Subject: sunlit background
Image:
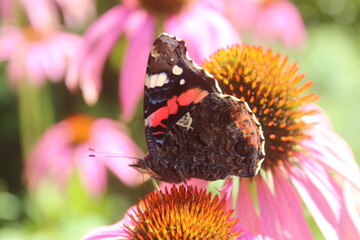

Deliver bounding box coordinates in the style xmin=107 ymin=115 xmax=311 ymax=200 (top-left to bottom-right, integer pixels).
xmin=0 ymin=0 xmax=359 ymax=239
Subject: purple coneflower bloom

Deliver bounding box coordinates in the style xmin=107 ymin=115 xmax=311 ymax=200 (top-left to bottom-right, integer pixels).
xmin=0 ymin=26 xmax=81 ymax=87
xmin=197 ymin=45 xmax=360 ymax=239
xmin=225 ymin=0 xmax=306 ymax=48
xmin=23 ymin=114 xmax=146 ymax=197
xmin=66 ymin=0 xmax=240 ymax=121
xmin=81 ymin=185 xmax=243 ymax=240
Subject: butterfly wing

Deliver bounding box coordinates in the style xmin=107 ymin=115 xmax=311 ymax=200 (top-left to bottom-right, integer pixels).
xmin=144 ymin=33 xmax=222 ymax=160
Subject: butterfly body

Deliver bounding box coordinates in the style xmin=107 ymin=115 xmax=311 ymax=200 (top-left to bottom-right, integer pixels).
xmin=130 ymin=33 xmax=265 ymax=183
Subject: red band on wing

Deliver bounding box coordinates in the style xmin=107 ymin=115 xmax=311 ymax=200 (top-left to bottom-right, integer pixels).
xmin=146 ymin=88 xmax=209 ymax=129
xmin=177 ymin=88 xmax=209 ymax=106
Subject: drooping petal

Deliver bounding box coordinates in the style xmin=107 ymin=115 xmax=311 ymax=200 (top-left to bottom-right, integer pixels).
xmin=23 ymin=121 xmax=74 ymax=191
xmin=81 ymin=219 xmax=130 ymax=240
xmin=119 ymin=10 xmax=154 ymax=122
xmin=75 ymin=143 xmax=108 ymax=197
xmin=302 ymin=127 xmax=360 ymax=191
xmin=89 ymin=119 xmax=146 ymax=186
xmin=19 ymin=0 xmax=59 ymax=32
xmin=236 ymin=178 xmax=263 ymax=236
xmin=337 ymin=182 xmax=360 ymax=239
xmin=54 ymin=0 xmax=96 ymax=28
xmin=256 ymin=176 xmax=282 ymax=239
xmin=66 ymin=6 xmax=131 ymax=104
xmin=256 ymin=0 xmax=306 ymax=48
xmin=272 ymin=167 xmax=313 ymax=240
xmin=290 ymin=165 xmax=339 ymax=239
xmin=0 ymin=26 xmax=23 ymax=61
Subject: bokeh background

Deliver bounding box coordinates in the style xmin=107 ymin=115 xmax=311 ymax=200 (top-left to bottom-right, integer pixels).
xmin=0 ymin=0 xmax=359 ymax=239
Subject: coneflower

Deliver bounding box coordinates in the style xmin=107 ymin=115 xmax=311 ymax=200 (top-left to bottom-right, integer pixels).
xmin=199 ymin=45 xmax=360 ymax=239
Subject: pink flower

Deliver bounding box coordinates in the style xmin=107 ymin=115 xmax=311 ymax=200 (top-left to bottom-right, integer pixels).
xmin=225 ymin=0 xmax=306 ymax=48
xmin=23 ymin=114 xmax=146 ymax=197
xmin=197 ymin=45 xmax=360 ymax=239
xmin=66 ymin=0 xmax=240 ymax=121
xmin=0 ymin=26 xmax=81 ymax=87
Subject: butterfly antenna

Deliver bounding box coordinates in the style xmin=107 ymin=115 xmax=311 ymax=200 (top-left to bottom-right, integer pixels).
xmin=87 ymin=147 xmax=143 ymax=160
xmin=151 ymin=178 xmax=160 ymax=192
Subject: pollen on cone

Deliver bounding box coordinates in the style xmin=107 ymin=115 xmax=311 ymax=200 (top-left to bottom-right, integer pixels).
xmin=125 ymin=185 xmax=241 ymax=240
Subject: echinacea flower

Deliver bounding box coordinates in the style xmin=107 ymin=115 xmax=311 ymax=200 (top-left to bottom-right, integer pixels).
xmin=0 ymin=26 xmax=81 ymax=88
xmin=82 ymin=185 xmax=242 ymax=240
xmin=23 ymin=114 xmax=146 ymax=196
xmin=66 ymin=0 xmax=240 ymax=121
xmin=198 ymin=45 xmax=360 ymax=239
xmin=225 ymin=0 xmax=306 ymax=48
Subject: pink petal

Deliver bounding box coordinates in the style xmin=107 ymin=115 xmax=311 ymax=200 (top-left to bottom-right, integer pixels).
xmin=218 ymin=178 xmax=233 ymax=211
xmin=165 ymin=4 xmax=240 ymax=64
xmin=24 ymin=44 xmax=48 ymax=85
xmin=0 ymin=26 xmax=23 ymax=61
xmin=19 ymin=0 xmax=59 ymax=31
xmin=224 ymin=0 xmax=259 ymax=31
xmin=256 ymin=176 xmax=282 ymax=239
xmin=337 ymin=182 xmax=360 ymax=239
xmin=302 ymin=126 xmax=360 ymax=191
xmin=75 ymin=144 xmax=107 ymax=197
xmin=236 ymin=178 xmax=263 ymax=235
xmin=119 ymin=10 xmax=154 ymax=121
xmin=89 ymin=119 xmax=146 ymax=186
xmin=81 ymin=219 xmax=130 ymax=240
xmin=256 ymin=1 xmax=306 ymax=48
xmin=66 ymin=6 xmax=130 ymax=104
xmin=290 ymin=166 xmax=339 ymax=239
xmin=55 ymin=0 xmax=96 ymax=28
xmin=272 ymin=167 xmax=313 ymax=239
xmin=23 ymin=121 xmax=74 ymax=191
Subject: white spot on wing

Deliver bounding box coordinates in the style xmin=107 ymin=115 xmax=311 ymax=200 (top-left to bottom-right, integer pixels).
xmin=172 ymin=65 xmax=183 ymax=75
xmin=156 ymin=73 xmax=167 ymax=87
xmin=149 ymin=74 xmax=158 ymax=88
xmin=144 ymin=74 xmax=150 ymax=88
xmin=180 ymin=79 xmax=185 ymax=85
xmin=148 ymin=73 xmax=168 ymax=88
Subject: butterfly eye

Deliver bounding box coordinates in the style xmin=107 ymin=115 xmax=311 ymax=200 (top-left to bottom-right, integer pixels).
xmin=169 ymin=57 xmax=176 ymax=64
xmin=162 ymin=51 xmax=169 ymax=58
xmin=235 ymin=138 xmax=251 ymax=157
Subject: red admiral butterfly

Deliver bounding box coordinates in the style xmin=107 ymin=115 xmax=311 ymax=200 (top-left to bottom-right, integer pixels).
xmin=130 ymin=33 xmax=265 ymax=183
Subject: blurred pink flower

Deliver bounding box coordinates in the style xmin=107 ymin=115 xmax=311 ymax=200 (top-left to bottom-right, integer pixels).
xmin=225 ymin=0 xmax=306 ymax=48
xmin=66 ymin=0 xmax=240 ymax=121
xmin=19 ymin=0 xmax=96 ymax=30
xmin=0 ymin=26 xmax=81 ymax=87
xmin=23 ymin=114 xmax=146 ymax=197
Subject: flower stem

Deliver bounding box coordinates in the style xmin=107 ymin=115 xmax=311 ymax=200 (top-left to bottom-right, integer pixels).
xmin=17 ymin=79 xmax=54 ymax=156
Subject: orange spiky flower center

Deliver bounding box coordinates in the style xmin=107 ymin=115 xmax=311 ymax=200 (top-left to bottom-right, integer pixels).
xmin=203 ymin=45 xmax=319 ymax=170
xmin=139 ymin=0 xmax=192 ymax=15
xmin=66 ymin=114 xmax=95 ymax=144
xmin=126 ymin=185 xmax=241 ymax=240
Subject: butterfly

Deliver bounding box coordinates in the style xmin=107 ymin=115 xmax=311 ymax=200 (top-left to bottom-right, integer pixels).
xmin=130 ymin=33 xmax=265 ymax=183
